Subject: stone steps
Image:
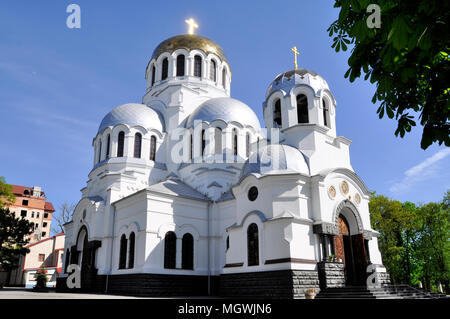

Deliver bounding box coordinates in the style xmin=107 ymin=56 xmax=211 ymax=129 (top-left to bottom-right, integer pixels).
xmin=316 ymin=285 xmax=448 ymax=299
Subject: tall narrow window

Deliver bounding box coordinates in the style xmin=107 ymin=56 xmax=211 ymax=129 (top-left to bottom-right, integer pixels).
xmin=106 ymin=134 xmax=110 ymax=158
xmin=117 ymin=131 xmax=125 ymax=157
xmin=190 ymin=133 xmax=193 ymax=160
xmin=297 ymin=94 xmax=309 ymax=124
xmin=222 ymin=68 xmax=227 ymax=88
xmin=232 ymin=129 xmax=238 ymax=156
xmin=194 ymin=55 xmax=202 ymax=77
xmin=182 ymin=233 xmax=194 ymax=270
xmin=134 ymin=133 xmax=142 ymax=158
xmin=64 ymin=249 xmax=70 ymax=273
xmin=273 ymin=99 xmax=282 ymax=127
xmin=119 ymin=234 xmax=127 ymax=269
xmin=215 ymin=127 xmax=222 ymax=155
xmin=323 ymin=99 xmax=330 ymax=128
xmin=98 ymin=141 xmax=102 ymax=163
xmin=201 ymin=129 xmax=206 ymax=156
xmin=176 ymin=55 xmax=185 ymax=76
xmin=246 ymin=133 xmax=250 ymax=157
xmin=210 ymin=60 xmax=217 ymax=81
xmin=164 ymin=231 xmax=176 ymax=269
xmin=161 ymin=58 xmax=168 ymax=80
xmin=128 ymin=232 xmax=135 ymax=269
xmin=247 ymin=223 xmax=259 ymax=266
xmin=150 ymin=135 xmax=156 ymax=161
xmin=151 ymin=65 xmax=156 ymax=86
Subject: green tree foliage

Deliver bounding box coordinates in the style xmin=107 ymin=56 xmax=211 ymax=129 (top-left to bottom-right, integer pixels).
xmin=0 ymin=207 xmax=34 ymax=273
xmin=328 ymin=0 xmax=450 ymax=149
xmin=0 ymin=176 xmax=15 ymax=207
xmin=370 ymin=191 xmax=450 ymax=293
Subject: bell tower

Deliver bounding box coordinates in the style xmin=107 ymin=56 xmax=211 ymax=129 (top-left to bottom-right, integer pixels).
xmin=263 ymin=62 xmax=352 ymax=175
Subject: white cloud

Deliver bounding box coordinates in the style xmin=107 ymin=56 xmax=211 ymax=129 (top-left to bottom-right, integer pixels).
xmin=389 ymin=148 xmax=450 ymax=194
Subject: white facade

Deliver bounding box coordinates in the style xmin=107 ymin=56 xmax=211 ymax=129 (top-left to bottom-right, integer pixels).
xmin=60 ymin=33 xmax=386 ymax=289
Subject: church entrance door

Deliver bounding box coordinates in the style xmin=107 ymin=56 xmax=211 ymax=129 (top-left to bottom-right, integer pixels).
xmin=334 ymin=215 xmax=367 ymax=286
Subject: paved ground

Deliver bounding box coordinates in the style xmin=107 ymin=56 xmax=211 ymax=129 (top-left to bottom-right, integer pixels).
xmin=0 ymin=287 xmax=215 ymax=299
xmin=0 ymin=287 xmax=147 ymax=299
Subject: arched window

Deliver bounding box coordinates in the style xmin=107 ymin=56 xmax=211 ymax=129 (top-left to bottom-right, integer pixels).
xmin=201 ymin=129 xmax=206 ymax=156
xmin=164 ymin=231 xmax=176 ymax=269
xmin=98 ymin=141 xmax=102 ymax=163
xmin=247 ymin=223 xmax=259 ymax=266
xmin=119 ymin=234 xmax=127 ymax=269
xmin=297 ymin=94 xmax=309 ymax=124
xmin=273 ymin=99 xmax=282 ymax=127
xmin=215 ymin=127 xmax=222 ymax=155
xmin=210 ymin=60 xmax=217 ymax=81
xmin=176 ymin=55 xmax=185 ymax=76
xmin=222 ymin=68 xmax=227 ymax=88
xmin=117 ymin=131 xmax=125 ymax=157
xmin=246 ymin=133 xmax=250 ymax=157
xmin=150 ymin=135 xmax=156 ymax=161
xmin=194 ymin=55 xmax=202 ymax=77
xmin=323 ymin=99 xmax=330 ymax=128
xmin=161 ymin=58 xmax=168 ymax=80
xmin=134 ymin=133 xmax=142 ymax=158
xmin=106 ymin=134 xmax=110 ymax=158
xmin=128 ymin=232 xmax=135 ymax=269
xmin=182 ymin=233 xmax=194 ymax=270
xmin=151 ymin=65 xmax=156 ymax=86
xmin=232 ymin=129 xmax=238 ymax=156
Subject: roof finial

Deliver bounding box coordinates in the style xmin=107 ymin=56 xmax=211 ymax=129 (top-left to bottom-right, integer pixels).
xmin=291 ymin=46 xmax=300 ymax=70
xmin=185 ymin=18 xmax=199 ymax=35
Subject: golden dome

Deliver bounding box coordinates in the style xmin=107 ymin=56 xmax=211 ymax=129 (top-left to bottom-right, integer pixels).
xmin=151 ymin=34 xmax=228 ymax=64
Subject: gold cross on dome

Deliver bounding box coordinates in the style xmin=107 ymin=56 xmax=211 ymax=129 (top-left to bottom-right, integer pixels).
xmin=185 ymin=18 xmax=199 ymax=35
xmin=291 ymin=46 xmax=300 ymax=70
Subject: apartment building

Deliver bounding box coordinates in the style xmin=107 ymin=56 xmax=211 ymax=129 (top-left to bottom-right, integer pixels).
xmin=8 ymin=185 xmax=55 ymax=242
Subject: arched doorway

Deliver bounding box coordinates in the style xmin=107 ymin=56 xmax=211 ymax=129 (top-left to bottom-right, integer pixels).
xmin=75 ymin=227 xmax=91 ymax=272
xmin=334 ymin=208 xmax=368 ymax=286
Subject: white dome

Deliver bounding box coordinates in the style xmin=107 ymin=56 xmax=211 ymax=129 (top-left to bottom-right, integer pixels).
xmin=186 ymin=97 xmax=261 ymax=130
xmin=98 ymin=103 xmax=164 ymax=133
xmin=265 ymin=68 xmax=330 ymax=99
xmin=241 ymin=144 xmax=310 ymax=177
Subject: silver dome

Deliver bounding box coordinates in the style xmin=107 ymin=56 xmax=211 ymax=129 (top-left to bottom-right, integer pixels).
xmin=98 ymin=103 xmax=164 ymax=133
xmin=186 ymin=97 xmax=261 ymax=130
xmin=265 ymin=68 xmax=329 ymax=99
xmin=241 ymin=144 xmax=310 ymax=177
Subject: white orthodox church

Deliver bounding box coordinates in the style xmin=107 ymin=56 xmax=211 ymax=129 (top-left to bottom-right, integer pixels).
xmin=57 ymin=22 xmax=390 ymax=298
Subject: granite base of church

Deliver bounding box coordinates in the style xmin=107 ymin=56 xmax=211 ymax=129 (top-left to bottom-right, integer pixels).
xmin=318 ymin=261 xmax=346 ymax=289
xmin=220 ymin=270 xmax=320 ymax=299
xmin=56 ymin=273 xmax=212 ymax=297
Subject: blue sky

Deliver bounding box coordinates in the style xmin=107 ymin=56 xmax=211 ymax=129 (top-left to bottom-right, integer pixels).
xmin=1 ymin=1 xmax=449 ymax=233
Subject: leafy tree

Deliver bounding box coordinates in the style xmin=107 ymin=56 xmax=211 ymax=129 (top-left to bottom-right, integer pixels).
xmin=369 ymin=195 xmax=412 ymax=284
xmin=0 ymin=176 xmax=15 ymax=207
xmin=328 ymin=0 xmax=450 ymax=149
xmin=414 ymin=200 xmax=449 ymax=292
xmin=0 ymin=207 xmax=34 ymax=285
xmin=369 ymin=191 xmax=450 ymax=293
xmin=51 ymin=202 xmax=75 ymax=235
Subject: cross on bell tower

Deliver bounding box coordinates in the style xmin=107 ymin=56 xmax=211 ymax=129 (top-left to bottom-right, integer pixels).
xmin=291 ymin=46 xmax=300 ymax=70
